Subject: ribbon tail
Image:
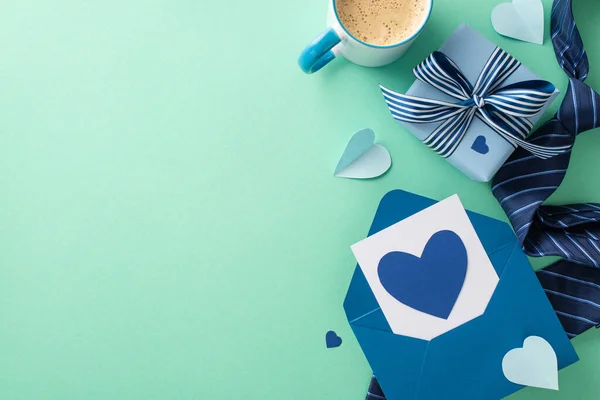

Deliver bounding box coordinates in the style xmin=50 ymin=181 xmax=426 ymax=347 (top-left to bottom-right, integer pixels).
xmin=380 ymin=85 xmax=466 ymax=123
xmin=424 ymin=109 xmax=477 ymax=158
xmin=479 ymin=109 xmax=573 ymax=158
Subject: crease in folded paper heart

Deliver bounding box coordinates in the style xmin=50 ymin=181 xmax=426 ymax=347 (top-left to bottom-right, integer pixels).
xmin=491 ymin=0 xmax=545 ymax=45
xmin=334 ymin=129 xmax=391 ymax=179
xmin=502 ymin=336 xmax=559 ymax=390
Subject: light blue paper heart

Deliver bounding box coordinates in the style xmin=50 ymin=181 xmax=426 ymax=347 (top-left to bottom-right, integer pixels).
xmin=334 ymin=129 xmax=391 ymax=179
xmin=491 ymin=0 xmax=544 ymax=45
xmin=502 ymin=336 xmax=559 ymax=390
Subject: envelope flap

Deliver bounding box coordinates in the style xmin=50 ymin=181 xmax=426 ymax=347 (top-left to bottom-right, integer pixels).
xmin=467 ymin=211 xmax=517 ymax=269
xmin=344 ymin=191 xmax=437 ymax=330
xmin=414 ymin=242 xmax=578 ymax=400
xmin=375 ymin=190 xmax=517 ymax=255
xmin=487 ymin=240 xmax=519 ymax=278
xmin=368 ymin=190 xmax=437 ymax=237
xmin=352 ymin=325 xmax=428 ymax=400
xmin=344 ymin=266 xmax=392 ymax=332
xmin=345 ymin=190 xmax=577 ymax=400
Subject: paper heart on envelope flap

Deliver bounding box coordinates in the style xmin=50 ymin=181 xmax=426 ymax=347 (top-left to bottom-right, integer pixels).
xmin=502 ymin=336 xmax=559 ymax=390
xmin=377 ymin=230 xmax=468 ymax=319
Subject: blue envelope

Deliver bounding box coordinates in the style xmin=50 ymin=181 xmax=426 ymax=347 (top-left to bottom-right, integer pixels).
xmin=344 ymin=190 xmax=578 ymax=400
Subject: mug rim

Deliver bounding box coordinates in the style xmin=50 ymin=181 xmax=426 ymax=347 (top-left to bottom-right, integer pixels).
xmin=332 ymin=0 xmax=433 ymax=49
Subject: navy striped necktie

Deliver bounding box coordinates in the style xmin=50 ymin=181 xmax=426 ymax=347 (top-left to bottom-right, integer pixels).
xmin=492 ymin=0 xmax=600 ymax=340
xmin=366 ymin=1 xmax=600 ymax=398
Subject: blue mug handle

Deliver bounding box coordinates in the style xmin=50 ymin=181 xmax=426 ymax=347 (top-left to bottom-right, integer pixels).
xmin=298 ymin=28 xmax=341 ymax=74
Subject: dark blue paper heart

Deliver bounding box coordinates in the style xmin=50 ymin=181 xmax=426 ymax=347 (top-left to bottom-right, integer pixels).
xmin=471 ymin=135 xmax=489 ymax=154
xmin=377 ymin=230 xmax=468 ymax=319
xmin=325 ymin=330 xmax=342 ymax=348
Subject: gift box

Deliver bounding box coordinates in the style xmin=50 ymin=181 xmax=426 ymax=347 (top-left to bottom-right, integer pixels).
xmin=344 ymin=190 xmax=578 ymax=400
xmin=381 ymin=24 xmax=560 ymax=182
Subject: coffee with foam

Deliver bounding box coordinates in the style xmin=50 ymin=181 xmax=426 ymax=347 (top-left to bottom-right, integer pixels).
xmin=335 ymin=0 xmax=430 ymax=46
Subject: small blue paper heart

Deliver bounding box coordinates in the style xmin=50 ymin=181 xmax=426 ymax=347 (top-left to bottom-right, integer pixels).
xmin=471 ymin=135 xmax=490 ymax=154
xmin=377 ymin=230 xmax=468 ymax=319
xmin=325 ymin=331 xmax=342 ymax=348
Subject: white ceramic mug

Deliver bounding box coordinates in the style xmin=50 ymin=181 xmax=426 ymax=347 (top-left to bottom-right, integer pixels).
xmin=298 ymin=0 xmax=433 ymax=74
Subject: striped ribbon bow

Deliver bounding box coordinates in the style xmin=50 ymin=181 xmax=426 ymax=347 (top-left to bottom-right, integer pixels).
xmin=380 ymin=47 xmax=573 ymax=159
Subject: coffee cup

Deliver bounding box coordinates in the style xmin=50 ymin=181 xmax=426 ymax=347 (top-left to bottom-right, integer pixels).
xmin=298 ymin=0 xmax=432 ymax=74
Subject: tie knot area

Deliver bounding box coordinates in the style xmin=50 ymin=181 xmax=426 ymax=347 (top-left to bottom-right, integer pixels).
xmin=472 ymin=94 xmax=485 ymax=108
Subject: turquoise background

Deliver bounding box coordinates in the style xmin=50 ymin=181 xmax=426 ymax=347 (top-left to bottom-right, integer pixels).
xmin=0 ymin=0 xmax=599 ymax=399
